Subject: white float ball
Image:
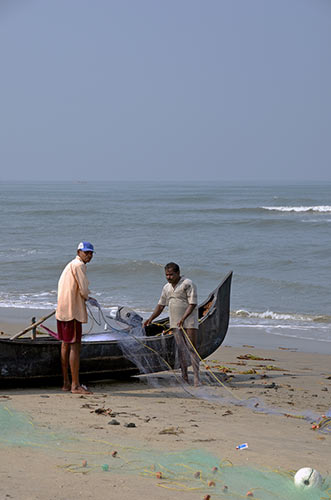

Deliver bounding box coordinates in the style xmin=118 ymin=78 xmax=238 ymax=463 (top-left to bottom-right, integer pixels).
xmin=294 ymin=468 xmax=322 ymax=489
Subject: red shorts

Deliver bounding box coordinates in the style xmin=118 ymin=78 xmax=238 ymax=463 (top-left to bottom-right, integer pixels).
xmin=57 ymin=319 xmax=82 ymax=344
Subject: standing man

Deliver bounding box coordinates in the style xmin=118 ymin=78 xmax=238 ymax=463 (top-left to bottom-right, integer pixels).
xmin=144 ymin=262 xmax=200 ymax=386
xmin=56 ymin=241 xmax=95 ymax=394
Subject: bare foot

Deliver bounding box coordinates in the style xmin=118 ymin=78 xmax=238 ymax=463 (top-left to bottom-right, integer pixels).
xmin=71 ymin=385 xmax=93 ymax=394
xmin=62 ymin=384 xmax=71 ymax=392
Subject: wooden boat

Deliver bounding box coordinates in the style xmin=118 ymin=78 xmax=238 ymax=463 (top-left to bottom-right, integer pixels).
xmin=0 ymin=271 xmax=232 ymax=385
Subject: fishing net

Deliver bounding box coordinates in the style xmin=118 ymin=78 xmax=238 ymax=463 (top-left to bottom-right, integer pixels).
xmin=0 ymin=404 xmax=73 ymax=449
xmin=0 ymin=405 xmax=330 ymax=500
xmin=85 ymin=302 xmax=195 ymax=388
xmin=84 ymin=302 xmax=331 ymax=429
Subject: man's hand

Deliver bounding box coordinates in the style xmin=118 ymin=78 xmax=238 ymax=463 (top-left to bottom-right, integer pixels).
xmin=144 ymin=304 xmax=165 ymax=328
xmin=87 ymin=297 xmax=99 ymax=308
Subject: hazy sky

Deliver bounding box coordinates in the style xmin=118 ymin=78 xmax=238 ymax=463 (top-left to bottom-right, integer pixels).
xmin=1 ymin=0 xmax=330 ymax=182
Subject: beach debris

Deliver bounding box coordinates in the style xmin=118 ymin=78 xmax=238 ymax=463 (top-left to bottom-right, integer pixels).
xmin=159 ymin=426 xmax=183 ymax=435
xmin=194 ymin=471 xmax=201 ymax=478
xmin=236 ymin=443 xmax=248 ymax=450
xmin=238 ymin=369 xmax=257 ymax=375
xmin=294 ymin=467 xmax=322 ymax=489
xmin=111 ymin=450 xmax=118 ymax=457
xmin=264 ymin=365 xmax=286 ymax=371
xmin=203 ymin=495 xmax=211 ymax=500
xmin=246 ymin=491 xmax=254 ymax=497
xmin=82 ymin=460 xmax=87 ymax=467
xmin=205 ymin=363 xmax=232 ymax=373
xmin=108 ymin=419 xmax=120 ymax=425
xmin=124 ymin=422 xmax=136 ymax=428
xmin=264 ymin=382 xmax=278 ymax=389
xmin=237 ymin=354 xmax=274 ymax=361
xmin=208 ymin=480 xmax=216 ymax=487
xmin=222 ymin=485 xmax=228 ymax=492
xmin=211 ymin=466 xmax=218 ymax=473
xmin=101 ymin=464 xmax=109 ymax=471
xmin=93 ymin=407 xmax=112 ymax=416
xmin=156 ymin=471 xmax=162 ymax=479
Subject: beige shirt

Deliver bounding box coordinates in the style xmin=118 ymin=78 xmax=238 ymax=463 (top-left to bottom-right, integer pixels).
xmin=158 ymin=277 xmax=199 ymax=329
xmin=56 ymin=256 xmax=90 ymax=323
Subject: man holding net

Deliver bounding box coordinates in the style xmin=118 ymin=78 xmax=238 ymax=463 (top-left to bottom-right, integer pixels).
xmin=56 ymin=241 xmax=95 ymax=394
xmin=144 ymin=262 xmax=200 ymax=386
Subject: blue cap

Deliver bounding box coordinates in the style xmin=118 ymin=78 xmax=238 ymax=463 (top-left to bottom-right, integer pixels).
xmin=77 ymin=241 xmax=95 ymax=252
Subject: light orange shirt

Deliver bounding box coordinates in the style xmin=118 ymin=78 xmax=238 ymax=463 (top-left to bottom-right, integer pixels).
xmin=56 ymin=256 xmax=90 ymax=323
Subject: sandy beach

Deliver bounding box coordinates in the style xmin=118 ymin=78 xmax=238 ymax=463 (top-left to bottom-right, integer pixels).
xmin=0 ymin=317 xmax=331 ymax=500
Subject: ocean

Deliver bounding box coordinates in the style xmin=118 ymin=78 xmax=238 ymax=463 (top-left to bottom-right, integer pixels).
xmin=1 ymin=181 xmax=330 ymax=350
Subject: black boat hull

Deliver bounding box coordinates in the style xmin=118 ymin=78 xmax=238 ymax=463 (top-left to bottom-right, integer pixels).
xmin=0 ymin=272 xmax=232 ymax=384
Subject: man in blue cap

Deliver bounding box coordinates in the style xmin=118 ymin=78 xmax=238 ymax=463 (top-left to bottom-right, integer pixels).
xmin=56 ymin=241 xmax=95 ymax=394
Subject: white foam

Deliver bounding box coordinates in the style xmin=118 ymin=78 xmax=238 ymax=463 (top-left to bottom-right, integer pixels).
xmin=262 ymin=206 xmax=331 ymax=213
xmin=0 ymin=290 xmax=57 ymax=309
xmin=233 ymin=309 xmax=314 ymax=322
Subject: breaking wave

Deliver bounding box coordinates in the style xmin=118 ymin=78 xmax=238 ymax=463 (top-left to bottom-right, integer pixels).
xmin=232 ymin=309 xmax=331 ymax=324
xmin=262 ymin=206 xmax=331 ymax=213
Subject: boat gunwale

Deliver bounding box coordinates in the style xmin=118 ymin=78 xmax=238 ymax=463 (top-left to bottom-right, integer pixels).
xmin=1 ymin=271 xmax=232 ymax=347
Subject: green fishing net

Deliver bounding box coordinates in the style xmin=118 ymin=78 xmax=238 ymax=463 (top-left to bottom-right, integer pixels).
xmin=0 ymin=405 xmax=330 ymax=500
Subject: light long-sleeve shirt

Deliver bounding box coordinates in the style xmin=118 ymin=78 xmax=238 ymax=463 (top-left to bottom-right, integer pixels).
xmin=56 ymin=256 xmax=90 ymax=323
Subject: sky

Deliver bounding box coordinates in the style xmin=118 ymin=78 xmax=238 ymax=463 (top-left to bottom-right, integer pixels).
xmin=0 ymin=0 xmax=330 ymax=182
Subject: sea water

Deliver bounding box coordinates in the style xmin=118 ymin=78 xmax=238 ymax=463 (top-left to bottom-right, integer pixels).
xmin=0 ymin=181 xmax=330 ymax=350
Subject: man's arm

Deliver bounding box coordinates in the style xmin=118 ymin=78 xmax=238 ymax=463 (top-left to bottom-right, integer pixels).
xmin=72 ymin=262 xmax=90 ymax=300
xmin=177 ymin=303 xmax=197 ymax=328
xmin=144 ymin=304 xmax=165 ymax=327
